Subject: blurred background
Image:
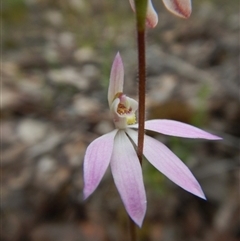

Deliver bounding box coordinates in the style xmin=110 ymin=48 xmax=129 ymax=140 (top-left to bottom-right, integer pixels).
xmin=2 ymin=0 xmax=239 ymax=240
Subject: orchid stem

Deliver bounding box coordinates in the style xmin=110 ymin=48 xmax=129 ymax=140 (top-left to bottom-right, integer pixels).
xmin=129 ymin=216 xmax=137 ymax=241
xmin=136 ymin=28 xmax=146 ymax=165
xmin=129 ymin=22 xmax=145 ymax=241
xmin=134 ymin=0 xmax=147 ymax=165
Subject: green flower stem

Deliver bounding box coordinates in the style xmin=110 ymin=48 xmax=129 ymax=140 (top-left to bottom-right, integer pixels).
xmin=135 ymin=0 xmax=148 ymax=31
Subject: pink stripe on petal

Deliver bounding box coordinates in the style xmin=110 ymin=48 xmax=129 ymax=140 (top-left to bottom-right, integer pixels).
xmin=83 ymin=130 xmax=117 ymax=200
xmin=162 ymin=0 xmax=192 ymax=18
xmin=110 ymin=130 xmax=146 ymax=227
xmin=108 ymin=53 xmax=124 ymax=107
xmin=142 ymin=120 xmax=222 ymax=140
xmin=126 ymin=129 xmax=206 ymax=199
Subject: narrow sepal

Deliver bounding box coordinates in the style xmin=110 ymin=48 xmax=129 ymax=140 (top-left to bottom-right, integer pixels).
xmin=110 ymin=130 xmax=147 ymax=227
xmin=131 ymin=119 xmax=222 ymax=140
xmin=127 ymin=129 xmax=206 ymax=199
xmin=83 ymin=130 xmax=117 ymax=199
xmin=108 ymin=53 xmax=124 ymax=107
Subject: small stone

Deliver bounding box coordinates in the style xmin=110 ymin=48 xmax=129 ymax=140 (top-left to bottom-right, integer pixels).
xmin=18 ymin=75 xmax=43 ymax=97
xmin=37 ymin=156 xmax=57 ymax=174
xmin=94 ymin=120 xmax=113 ymax=135
xmin=44 ymin=46 xmax=60 ymax=64
xmin=64 ymin=141 xmax=86 ymax=167
xmin=69 ymin=0 xmax=86 ymax=11
xmin=147 ymin=74 xmax=177 ymax=104
xmin=17 ymin=119 xmax=49 ymax=144
xmin=2 ymin=62 xmax=19 ymax=79
xmin=72 ymin=96 xmax=101 ymax=116
xmin=44 ymin=10 xmax=63 ymax=27
xmin=59 ymin=32 xmax=75 ymax=49
xmin=48 ymin=68 xmax=89 ymax=90
xmin=27 ymin=132 xmax=64 ymax=158
xmin=74 ymin=47 xmax=96 ymax=63
xmin=36 ymin=165 xmax=70 ymax=193
xmin=1 ymin=87 xmax=21 ymax=110
xmin=81 ymin=64 xmax=100 ymax=80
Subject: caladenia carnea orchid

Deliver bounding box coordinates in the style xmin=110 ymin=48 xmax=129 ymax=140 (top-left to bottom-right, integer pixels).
xmin=129 ymin=0 xmax=192 ymax=28
xmin=83 ymin=53 xmax=221 ymax=227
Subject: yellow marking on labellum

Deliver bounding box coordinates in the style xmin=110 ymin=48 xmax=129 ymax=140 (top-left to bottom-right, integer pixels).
xmin=113 ymin=92 xmax=136 ymax=125
xmin=127 ymin=114 xmax=136 ymax=125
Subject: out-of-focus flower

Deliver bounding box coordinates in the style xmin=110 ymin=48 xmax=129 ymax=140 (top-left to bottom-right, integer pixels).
xmin=83 ymin=53 xmax=221 ymax=227
xmin=129 ymin=0 xmax=192 ymax=28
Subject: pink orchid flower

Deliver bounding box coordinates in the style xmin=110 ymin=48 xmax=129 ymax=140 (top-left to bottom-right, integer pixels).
xmin=83 ymin=53 xmax=221 ymax=227
xmin=129 ymin=0 xmax=192 ymax=28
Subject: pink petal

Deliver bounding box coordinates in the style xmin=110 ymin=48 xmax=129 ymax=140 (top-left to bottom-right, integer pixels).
xmin=110 ymin=130 xmax=146 ymax=227
xmin=162 ymin=0 xmax=192 ymax=18
xmin=146 ymin=0 xmax=158 ymax=28
xmin=126 ymin=129 xmax=206 ymax=199
xmin=108 ymin=53 xmax=124 ymax=107
xmin=132 ymin=119 xmax=222 ymax=140
xmin=129 ymin=0 xmax=158 ymax=28
xmin=83 ymin=130 xmax=118 ymax=199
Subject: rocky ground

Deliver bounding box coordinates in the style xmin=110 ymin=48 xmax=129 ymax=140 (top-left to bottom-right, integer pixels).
xmin=2 ymin=0 xmax=240 ymax=241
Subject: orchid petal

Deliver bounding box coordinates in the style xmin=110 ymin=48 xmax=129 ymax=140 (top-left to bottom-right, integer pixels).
xmin=146 ymin=0 xmax=158 ymax=28
xmin=110 ymin=130 xmax=146 ymax=227
xmin=162 ymin=0 xmax=192 ymax=18
xmin=83 ymin=130 xmax=118 ymax=199
xmin=129 ymin=0 xmax=158 ymax=28
xmin=131 ymin=119 xmax=222 ymax=140
xmin=108 ymin=53 xmax=124 ymax=107
xmin=127 ymin=129 xmax=206 ymax=199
